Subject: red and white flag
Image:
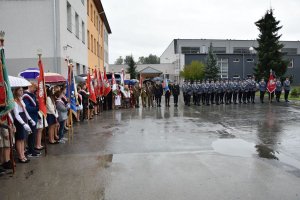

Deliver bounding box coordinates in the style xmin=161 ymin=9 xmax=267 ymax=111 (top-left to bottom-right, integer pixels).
xmin=37 ymin=58 xmax=47 ymax=116
xmin=267 ymin=70 xmax=276 ymax=93
xmin=87 ymin=71 xmax=97 ymax=103
xmin=103 ymin=69 xmax=111 ymax=96
xmin=98 ymin=70 xmax=104 ymax=97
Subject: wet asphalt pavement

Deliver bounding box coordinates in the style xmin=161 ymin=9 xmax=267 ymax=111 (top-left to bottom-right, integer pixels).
xmin=1 ymin=98 xmax=300 ymax=200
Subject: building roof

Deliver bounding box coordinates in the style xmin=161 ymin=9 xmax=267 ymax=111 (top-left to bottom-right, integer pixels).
xmin=139 ymin=66 xmax=162 ymax=74
xmin=94 ymin=0 xmax=112 ymax=34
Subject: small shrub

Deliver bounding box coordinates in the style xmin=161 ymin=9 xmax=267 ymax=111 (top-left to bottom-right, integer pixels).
xmin=290 ymin=88 xmax=298 ymax=98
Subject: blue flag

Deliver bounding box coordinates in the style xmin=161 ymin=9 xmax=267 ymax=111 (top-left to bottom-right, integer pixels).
xmin=66 ymin=65 xmax=77 ymax=114
xmin=163 ymin=78 xmax=169 ymax=92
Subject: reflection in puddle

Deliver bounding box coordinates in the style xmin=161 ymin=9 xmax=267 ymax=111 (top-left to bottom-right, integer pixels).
xmin=212 ymin=139 xmax=300 ymax=169
xmin=212 ymin=139 xmax=256 ymax=158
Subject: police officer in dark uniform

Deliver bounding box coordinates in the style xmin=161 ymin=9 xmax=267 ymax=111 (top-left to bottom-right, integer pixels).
xmin=186 ymin=82 xmax=193 ymax=106
xmin=182 ymin=81 xmax=187 ymax=105
xmin=232 ymin=79 xmax=239 ymax=104
xmin=238 ymin=79 xmax=243 ymax=104
xmin=215 ymin=80 xmax=221 ymax=105
xmin=275 ymin=78 xmax=282 ymax=102
xmin=259 ymin=78 xmax=267 ymax=103
xmin=192 ymin=82 xmax=198 ymax=105
xmin=210 ymin=80 xmax=215 ymax=104
xmin=283 ymin=77 xmax=291 ymax=102
xmin=242 ymin=79 xmax=248 ymax=104
xmin=201 ymin=80 xmax=206 ymax=105
xmin=205 ymin=80 xmax=211 ymax=106
xmin=154 ymin=83 xmax=163 ymax=107
xmin=172 ymin=80 xmax=180 ymax=107
xmin=249 ymin=76 xmax=256 ymax=103
xmin=196 ymin=81 xmax=202 ymax=106
xmin=220 ymin=80 xmax=225 ymax=104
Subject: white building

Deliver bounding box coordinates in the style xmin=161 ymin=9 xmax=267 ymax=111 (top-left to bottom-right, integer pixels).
xmin=1 ymin=0 xmax=88 ymax=77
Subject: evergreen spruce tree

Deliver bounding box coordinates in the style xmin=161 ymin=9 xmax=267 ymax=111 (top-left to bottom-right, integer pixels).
xmin=126 ymin=55 xmax=137 ymax=79
xmin=254 ymin=9 xmax=288 ymax=81
xmin=205 ymin=43 xmax=219 ymax=80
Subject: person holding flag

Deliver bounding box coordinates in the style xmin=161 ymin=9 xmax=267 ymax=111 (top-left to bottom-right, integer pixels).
xmin=36 ymin=52 xmax=48 ymax=153
xmin=267 ymin=70 xmax=276 ymax=103
xmin=86 ymin=70 xmax=97 ymax=119
xmin=0 ymin=31 xmax=16 ymax=172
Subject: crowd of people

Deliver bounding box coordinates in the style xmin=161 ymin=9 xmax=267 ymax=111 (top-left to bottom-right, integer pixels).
xmin=0 ymin=83 xmax=72 ymax=174
xmin=182 ymin=76 xmax=291 ymax=106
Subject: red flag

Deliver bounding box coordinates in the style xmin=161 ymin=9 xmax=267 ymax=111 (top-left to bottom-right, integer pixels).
xmin=267 ymin=70 xmax=276 ymax=93
xmin=98 ymin=70 xmax=104 ymax=96
xmin=94 ymin=69 xmax=99 ymax=97
xmin=86 ymin=71 xmax=97 ymax=103
xmin=37 ymin=58 xmax=47 ymax=116
xmin=103 ymin=69 xmax=111 ymax=96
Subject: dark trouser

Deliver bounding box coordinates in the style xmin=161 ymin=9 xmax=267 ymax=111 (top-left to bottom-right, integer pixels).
xmin=250 ymin=91 xmax=255 ymax=103
xmin=238 ymin=92 xmax=243 ymax=103
xmin=28 ymin=124 xmax=37 ymax=154
xmin=226 ymin=92 xmax=232 ymax=104
xmin=202 ymin=93 xmax=206 ymax=104
xmin=260 ymin=91 xmax=265 ymax=103
xmin=215 ymin=93 xmax=220 ymax=105
xmin=268 ymin=92 xmax=275 ymax=102
xmin=82 ymin=104 xmax=88 ymax=121
xmin=135 ymin=96 xmax=140 ymax=107
xmin=173 ymin=95 xmax=179 ymax=105
xmin=186 ymin=95 xmax=191 ymax=106
xmin=58 ymin=120 xmax=65 ymax=140
xmin=155 ymin=96 xmax=161 ymax=106
xmin=196 ymin=94 xmax=201 ymax=105
xmin=247 ymin=92 xmax=251 ymax=103
xmin=211 ymin=93 xmax=215 ymax=104
xmin=275 ymin=91 xmax=281 ymax=102
xmin=243 ymin=92 xmax=248 ymax=103
xmin=165 ymin=95 xmax=170 ymax=107
xmin=220 ymin=92 xmax=224 ymax=104
xmin=206 ymin=93 xmax=211 ymax=105
xmin=193 ymin=94 xmax=197 ymax=105
xmin=148 ymin=96 xmax=153 ymax=107
xmin=233 ymin=92 xmax=238 ymax=103
xmin=284 ymin=90 xmax=290 ymax=101
xmin=183 ymin=93 xmax=187 ymax=105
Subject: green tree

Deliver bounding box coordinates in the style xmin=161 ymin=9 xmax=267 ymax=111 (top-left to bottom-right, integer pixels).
xmin=205 ymin=42 xmax=219 ymax=80
xmin=114 ymin=56 xmax=124 ymax=64
xmin=180 ymin=61 xmax=205 ymax=81
xmin=126 ymin=55 xmax=137 ymax=79
xmin=138 ymin=54 xmax=160 ymax=64
xmin=254 ymin=9 xmax=288 ymax=81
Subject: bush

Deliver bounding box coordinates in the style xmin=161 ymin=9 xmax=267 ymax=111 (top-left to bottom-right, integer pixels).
xmin=290 ymin=88 xmax=298 ymax=97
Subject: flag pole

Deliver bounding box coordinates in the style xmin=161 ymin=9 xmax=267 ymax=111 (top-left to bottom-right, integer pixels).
xmin=37 ymin=51 xmax=48 ymax=156
xmin=7 ymin=115 xmax=15 ymax=174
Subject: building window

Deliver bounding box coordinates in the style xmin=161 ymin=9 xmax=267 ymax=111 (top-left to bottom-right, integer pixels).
xmin=181 ymin=47 xmax=200 ymax=54
xmin=83 ymin=65 xmax=86 ymax=74
xmin=97 ymin=42 xmax=99 ymax=57
xmin=75 ymin=12 xmax=79 ymax=38
xmin=217 ymin=58 xmax=228 ymax=78
xmin=67 ymin=2 xmax=72 ymax=32
xmin=90 ymin=4 xmax=93 ymax=22
xmin=233 ymin=47 xmax=250 ymax=54
xmin=282 ymin=48 xmax=297 ymax=55
xmin=91 ymin=35 xmax=93 ymax=52
xmin=82 ymin=21 xmax=85 ymax=43
xmin=94 ymin=10 xmax=96 ymax=26
xmin=76 ymin=63 xmax=80 ymax=75
xmin=87 ymin=30 xmax=90 ymax=49
xmin=246 ymin=58 xmax=254 ymax=62
xmin=94 ymin=38 xmax=96 ymax=54
xmin=211 ymin=47 xmax=226 ymax=54
xmin=288 ymin=59 xmax=294 ymax=68
xmin=96 ymin=15 xmax=98 ymax=30
xmin=233 ymin=58 xmax=240 ymax=62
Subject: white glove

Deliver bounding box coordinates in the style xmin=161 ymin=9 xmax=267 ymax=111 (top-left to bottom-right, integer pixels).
xmin=23 ymin=124 xmax=32 ymax=133
xmin=29 ymin=119 xmax=36 ymax=127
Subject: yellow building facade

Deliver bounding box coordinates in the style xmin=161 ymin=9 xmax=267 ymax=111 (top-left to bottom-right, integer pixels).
xmin=87 ymin=0 xmax=111 ymax=72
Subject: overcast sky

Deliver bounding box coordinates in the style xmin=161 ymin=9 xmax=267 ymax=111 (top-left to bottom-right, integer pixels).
xmin=102 ymin=0 xmax=300 ymax=64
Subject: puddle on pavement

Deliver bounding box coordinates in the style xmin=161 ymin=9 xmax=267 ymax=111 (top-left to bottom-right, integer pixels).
xmin=212 ymin=139 xmax=300 ymax=170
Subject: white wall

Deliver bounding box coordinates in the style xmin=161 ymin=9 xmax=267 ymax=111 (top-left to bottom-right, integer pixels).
xmin=58 ymin=0 xmax=88 ymax=75
xmin=0 ymin=0 xmax=54 ymax=59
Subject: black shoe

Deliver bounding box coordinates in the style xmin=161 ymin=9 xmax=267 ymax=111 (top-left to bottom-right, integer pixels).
xmin=2 ymin=160 xmax=13 ymax=169
xmin=0 ymin=168 xmax=6 ymax=175
xmin=18 ymin=158 xmax=30 ymax=163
